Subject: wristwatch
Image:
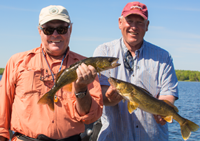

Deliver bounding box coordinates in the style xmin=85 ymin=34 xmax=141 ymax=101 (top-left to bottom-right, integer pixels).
xmin=75 ymin=90 xmax=87 ymax=98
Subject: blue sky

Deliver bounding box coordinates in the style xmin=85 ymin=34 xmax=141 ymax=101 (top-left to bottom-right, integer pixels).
xmin=0 ymin=0 xmax=200 ymax=71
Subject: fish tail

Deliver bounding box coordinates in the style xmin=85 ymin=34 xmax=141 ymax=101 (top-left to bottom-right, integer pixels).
xmin=37 ymin=90 xmax=55 ymax=111
xmin=180 ymin=119 xmax=199 ymax=140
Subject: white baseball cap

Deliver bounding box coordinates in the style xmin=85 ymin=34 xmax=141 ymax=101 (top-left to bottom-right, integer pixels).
xmin=39 ymin=5 xmax=71 ymax=25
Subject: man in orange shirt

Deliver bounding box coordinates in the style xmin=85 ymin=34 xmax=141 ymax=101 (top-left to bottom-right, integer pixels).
xmin=0 ymin=5 xmax=103 ymax=141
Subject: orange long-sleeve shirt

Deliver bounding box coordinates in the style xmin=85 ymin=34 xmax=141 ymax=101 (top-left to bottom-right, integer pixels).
xmin=0 ymin=46 xmax=103 ymax=140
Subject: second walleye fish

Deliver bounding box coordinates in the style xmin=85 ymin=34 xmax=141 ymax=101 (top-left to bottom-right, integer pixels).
xmin=38 ymin=57 xmax=120 ymax=111
xmin=108 ymin=77 xmax=199 ymax=141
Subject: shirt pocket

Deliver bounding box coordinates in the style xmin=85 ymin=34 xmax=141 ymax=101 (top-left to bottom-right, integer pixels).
xmin=15 ymin=67 xmax=44 ymax=119
xmin=16 ymin=67 xmax=43 ymax=97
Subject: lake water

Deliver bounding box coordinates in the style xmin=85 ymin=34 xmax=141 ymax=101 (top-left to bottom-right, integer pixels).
xmin=168 ymin=81 xmax=200 ymax=141
xmin=0 ymin=75 xmax=199 ymax=140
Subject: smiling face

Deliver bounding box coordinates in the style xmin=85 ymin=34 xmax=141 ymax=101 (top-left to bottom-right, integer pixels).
xmin=119 ymin=14 xmax=149 ymax=51
xmin=38 ymin=20 xmax=72 ymax=58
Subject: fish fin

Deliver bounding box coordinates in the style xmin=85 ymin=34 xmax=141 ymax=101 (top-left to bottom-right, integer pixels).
xmin=140 ymin=87 xmax=153 ymax=96
xmin=180 ymin=119 xmax=199 ymax=140
xmin=132 ymin=85 xmax=153 ymax=96
xmin=54 ymin=95 xmax=58 ymax=103
xmin=94 ymin=61 xmax=102 ymax=77
xmin=98 ymin=71 xmax=101 ymax=78
xmin=97 ymin=67 xmax=103 ymax=77
xmin=37 ymin=91 xmax=54 ymax=111
xmin=163 ymin=100 xmax=179 ymax=113
xmin=127 ymin=101 xmax=138 ymax=114
xmin=55 ymin=69 xmax=65 ymax=81
xmin=163 ymin=116 xmax=173 ymax=123
xmin=62 ymin=83 xmax=73 ymax=92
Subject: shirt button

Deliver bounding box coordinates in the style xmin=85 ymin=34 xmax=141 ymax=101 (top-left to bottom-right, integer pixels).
xmin=136 ymin=125 xmax=138 ymax=128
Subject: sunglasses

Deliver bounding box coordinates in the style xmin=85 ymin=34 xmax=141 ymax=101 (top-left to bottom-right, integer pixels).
xmin=40 ymin=25 xmax=70 ymax=35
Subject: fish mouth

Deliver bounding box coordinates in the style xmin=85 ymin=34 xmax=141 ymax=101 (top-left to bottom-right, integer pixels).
xmin=111 ymin=58 xmax=120 ymax=68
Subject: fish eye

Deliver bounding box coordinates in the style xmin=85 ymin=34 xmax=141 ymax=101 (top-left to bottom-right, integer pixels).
xmin=108 ymin=58 xmax=112 ymax=62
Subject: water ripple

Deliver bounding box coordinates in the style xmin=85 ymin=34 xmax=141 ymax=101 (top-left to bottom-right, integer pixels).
xmin=169 ymin=81 xmax=200 ymax=141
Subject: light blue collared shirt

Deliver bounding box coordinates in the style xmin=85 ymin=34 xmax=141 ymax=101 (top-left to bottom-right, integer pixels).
xmin=93 ymin=38 xmax=178 ymax=141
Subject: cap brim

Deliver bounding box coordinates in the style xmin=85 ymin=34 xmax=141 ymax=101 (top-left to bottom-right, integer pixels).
xmin=122 ymin=11 xmax=147 ymax=20
xmin=39 ymin=16 xmax=70 ymax=25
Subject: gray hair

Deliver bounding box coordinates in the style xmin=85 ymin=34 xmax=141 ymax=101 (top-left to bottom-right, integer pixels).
xmin=119 ymin=16 xmax=123 ymax=19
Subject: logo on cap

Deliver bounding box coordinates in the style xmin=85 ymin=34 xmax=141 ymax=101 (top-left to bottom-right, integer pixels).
xmin=130 ymin=5 xmax=143 ymax=11
xmin=49 ymin=7 xmax=59 ymax=14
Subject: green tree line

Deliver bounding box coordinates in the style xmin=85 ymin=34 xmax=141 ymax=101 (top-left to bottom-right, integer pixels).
xmin=175 ymin=70 xmax=200 ymax=82
xmin=0 ymin=68 xmax=4 ymax=75
xmin=0 ymin=68 xmax=200 ymax=82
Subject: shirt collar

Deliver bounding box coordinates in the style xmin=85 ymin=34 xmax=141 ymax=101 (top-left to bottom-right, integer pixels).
xmin=121 ymin=38 xmax=145 ymax=58
xmin=121 ymin=38 xmax=128 ymax=54
xmin=40 ymin=45 xmax=70 ymax=61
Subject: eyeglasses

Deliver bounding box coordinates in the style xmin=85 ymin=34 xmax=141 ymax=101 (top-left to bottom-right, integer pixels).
xmin=40 ymin=26 xmax=70 ymax=35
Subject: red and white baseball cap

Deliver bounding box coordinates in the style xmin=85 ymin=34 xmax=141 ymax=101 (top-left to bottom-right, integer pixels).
xmin=121 ymin=1 xmax=148 ymax=20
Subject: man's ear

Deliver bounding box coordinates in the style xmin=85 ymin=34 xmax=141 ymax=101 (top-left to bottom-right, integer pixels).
xmin=69 ymin=23 xmax=73 ymax=35
xmin=146 ymin=20 xmax=149 ymax=32
xmin=118 ymin=17 xmax=123 ymax=30
xmin=38 ymin=26 xmax=42 ymax=35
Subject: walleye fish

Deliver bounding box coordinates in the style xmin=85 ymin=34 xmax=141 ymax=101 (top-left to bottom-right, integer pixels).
xmin=108 ymin=77 xmax=199 ymax=141
xmin=38 ymin=57 xmax=120 ymax=111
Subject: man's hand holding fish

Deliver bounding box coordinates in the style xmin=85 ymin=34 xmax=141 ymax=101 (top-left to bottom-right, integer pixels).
xmin=74 ymin=63 xmax=97 ymax=116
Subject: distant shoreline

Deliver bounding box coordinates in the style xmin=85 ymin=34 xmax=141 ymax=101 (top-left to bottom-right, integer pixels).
xmin=0 ymin=68 xmax=200 ymax=82
xmin=0 ymin=68 xmax=4 ymax=75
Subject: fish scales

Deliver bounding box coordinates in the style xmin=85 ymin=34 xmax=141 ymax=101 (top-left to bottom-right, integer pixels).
xmin=38 ymin=57 xmax=120 ymax=111
xmin=108 ymin=77 xmax=199 ymax=141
